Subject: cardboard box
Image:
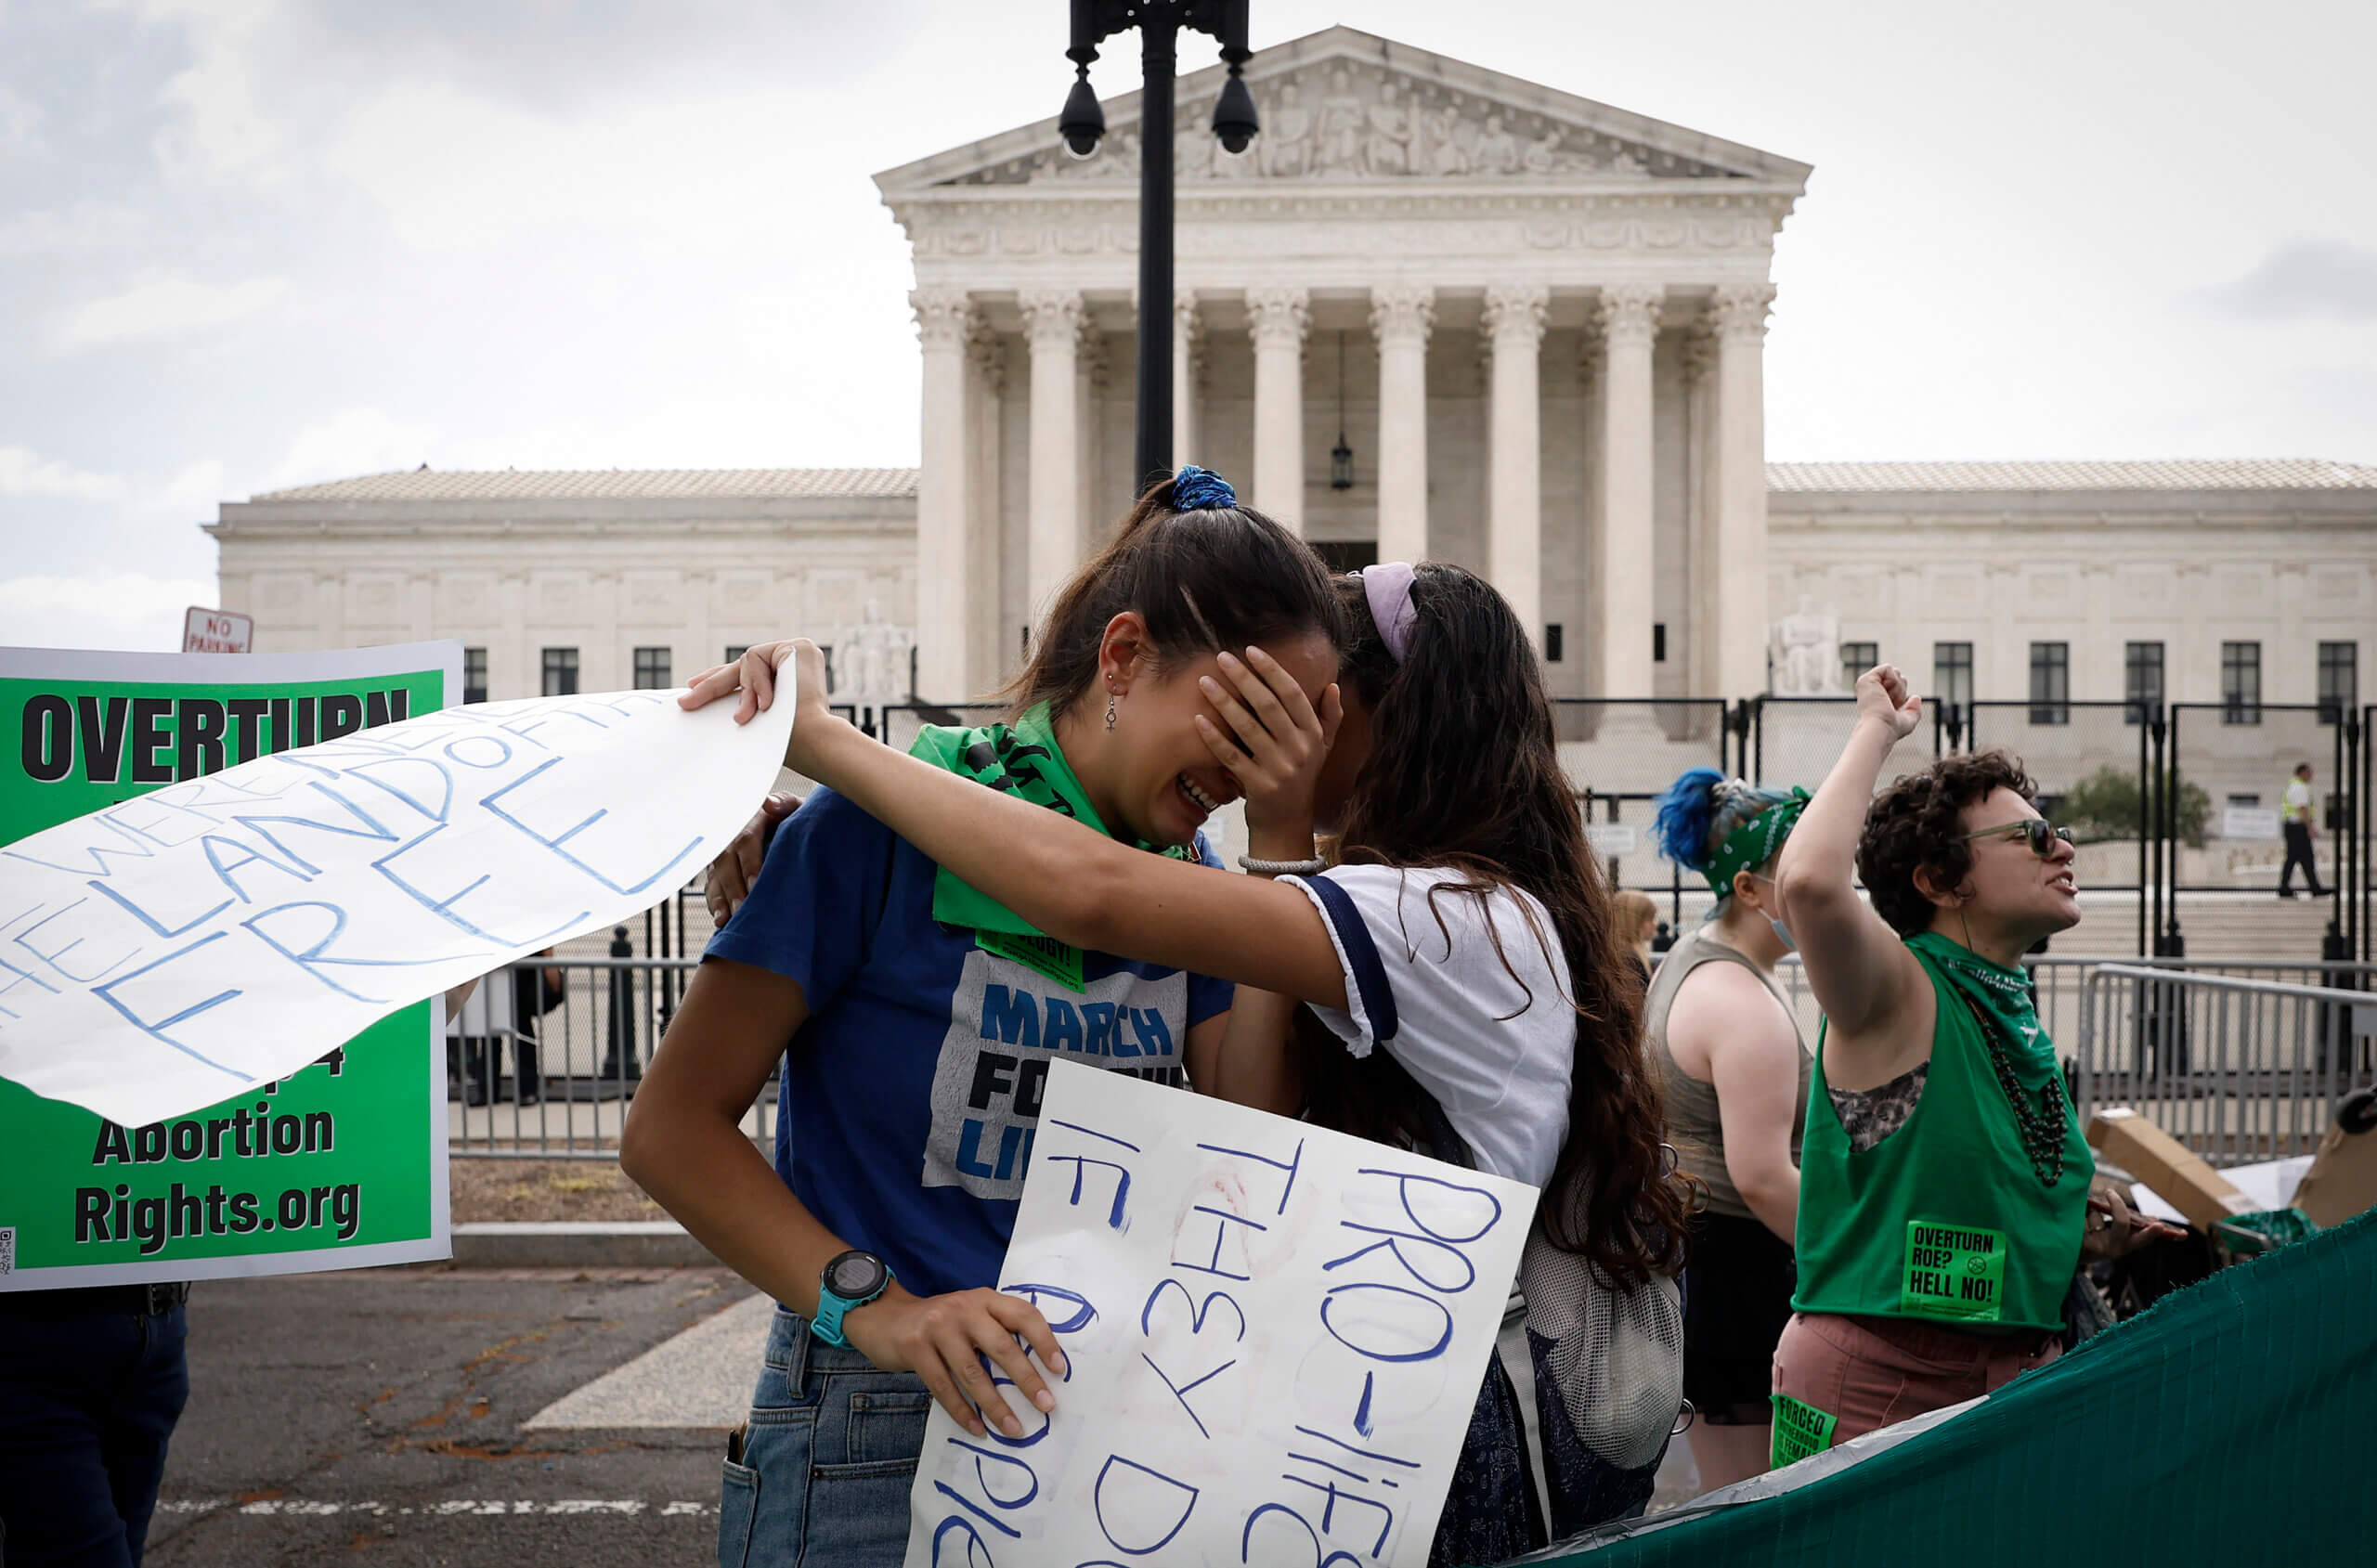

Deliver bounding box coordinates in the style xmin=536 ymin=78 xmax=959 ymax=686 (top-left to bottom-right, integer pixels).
xmin=2086 ymin=1108 xmax=2257 ymax=1233
xmin=2291 ymin=1097 xmax=2377 ymax=1230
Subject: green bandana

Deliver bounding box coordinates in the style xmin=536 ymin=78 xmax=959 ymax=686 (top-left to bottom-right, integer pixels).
xmin=907 ymin=703 xmax=1193 ymax=991
xmin=1905 ymin=930 xmax=2073 ymax=1186
xmin=1702 ymin=786 xmax=1811 ymax=897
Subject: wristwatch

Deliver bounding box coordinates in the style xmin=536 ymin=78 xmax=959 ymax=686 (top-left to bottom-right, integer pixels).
xmin=812 ymin=1249 xmax=892 ymax=1348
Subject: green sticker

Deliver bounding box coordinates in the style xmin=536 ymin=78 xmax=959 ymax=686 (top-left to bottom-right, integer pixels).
xmin=976 ymin=927 xmax=1085 ymax=993
xmin=1902 ymin=1220 xmax=2007 ymax=1322
xmin=1771 ymin=1393 xmax=1837 ymax=1468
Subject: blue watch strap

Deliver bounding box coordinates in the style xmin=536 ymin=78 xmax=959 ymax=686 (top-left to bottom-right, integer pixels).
xmin=812 ymin=1257 xmax=892 ymax=1348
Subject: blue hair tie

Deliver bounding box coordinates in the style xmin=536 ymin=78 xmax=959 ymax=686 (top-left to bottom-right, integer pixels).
xmin=1171 ymin=465 xmax=1237 ymax=512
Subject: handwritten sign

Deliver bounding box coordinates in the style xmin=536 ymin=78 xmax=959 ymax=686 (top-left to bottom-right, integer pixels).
xmin=905 ymin=1060 xmax=1539 ymax=1568
xmin=0 ymin=649 xmax=796 ymax=1127
xmin=1 ymin=641 xmax=455 ymax=1289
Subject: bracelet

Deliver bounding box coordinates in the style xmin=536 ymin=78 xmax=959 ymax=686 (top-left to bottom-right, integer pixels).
xmin=1239 ymin=855 xmax=1325 ymax=876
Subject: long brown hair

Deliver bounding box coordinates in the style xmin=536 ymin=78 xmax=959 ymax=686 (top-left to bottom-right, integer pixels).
xmin=1001 ymin=473 xmax=1344 ymax=718
xmin=1298 ymin=565 xmax=1690 ymax=1287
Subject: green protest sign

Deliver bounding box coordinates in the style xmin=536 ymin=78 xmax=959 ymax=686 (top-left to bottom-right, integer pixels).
xmin=0 ymin=642 xmax=460 ymax=1289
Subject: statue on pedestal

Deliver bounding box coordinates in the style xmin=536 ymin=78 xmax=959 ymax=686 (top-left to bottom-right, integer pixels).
xmin=831 ymin=599 xmax=915 ymax=710
xmin=1770 ymin=596 xmax=1844 ymax=695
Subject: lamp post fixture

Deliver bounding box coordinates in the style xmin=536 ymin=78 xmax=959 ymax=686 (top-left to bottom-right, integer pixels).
xmin=1059 ymin=0 xmax=1257 ymax=496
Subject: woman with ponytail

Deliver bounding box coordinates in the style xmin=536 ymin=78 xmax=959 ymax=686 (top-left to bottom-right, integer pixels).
xmin=623 ymin=469 xmax=1344 ymax=1568
xmin=1645 ymin=768 xmax=1812 ymax=1491
xmin=701 ymin=547 xmax=1695 ymax=1560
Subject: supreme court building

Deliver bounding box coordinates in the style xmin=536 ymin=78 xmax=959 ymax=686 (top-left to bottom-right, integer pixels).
xmin=210 ymin=27 xmax=2376 ymax=735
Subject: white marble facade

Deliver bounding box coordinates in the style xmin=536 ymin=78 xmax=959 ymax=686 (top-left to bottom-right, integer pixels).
xmin=209 ymin=469 xmax=917 ymax=699
xmin=208 ymin=28 xmax=2377 ymax=722
xmin=881 ymin=26 xmax=1804 ymax=705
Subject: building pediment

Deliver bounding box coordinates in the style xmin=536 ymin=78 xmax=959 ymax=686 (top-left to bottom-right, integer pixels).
xmin=875 ymin=26 xmax=1809 ymax=198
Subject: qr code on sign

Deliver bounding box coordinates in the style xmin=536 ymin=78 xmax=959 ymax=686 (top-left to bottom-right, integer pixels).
xmin=0 ymin=1227 xmax=14 ymax=1276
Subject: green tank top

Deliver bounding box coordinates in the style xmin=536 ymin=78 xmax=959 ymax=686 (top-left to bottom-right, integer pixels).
xmin=1792 ymin=934 xmax=2092 ymax=1333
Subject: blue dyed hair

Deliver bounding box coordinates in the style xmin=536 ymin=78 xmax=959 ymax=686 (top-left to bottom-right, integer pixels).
xmin=1651 ymin=767 xmax=1798 ymax=883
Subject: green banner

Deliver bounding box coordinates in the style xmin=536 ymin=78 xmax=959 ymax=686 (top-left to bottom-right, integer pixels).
xmin=1515 ymin=1209 xmax=2376 ymax=1566
xmin=0 ymin=643 xmax=460 ymax=1288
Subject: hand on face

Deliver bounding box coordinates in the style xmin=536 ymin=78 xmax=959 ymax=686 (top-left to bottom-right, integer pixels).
xmin=1194 ymin=645 xmax=1344 ymax=848
xmin=1856 ymin=664 xmax=1922 ymax=741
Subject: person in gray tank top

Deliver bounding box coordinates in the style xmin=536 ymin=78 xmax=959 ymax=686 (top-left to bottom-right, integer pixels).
xmin=1648 ymin=768 xmax=1813 ymax=1494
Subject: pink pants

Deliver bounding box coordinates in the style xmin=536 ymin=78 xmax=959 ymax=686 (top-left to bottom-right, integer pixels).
xmin=1771 ymin=1311 xmax=2060 ymax=1446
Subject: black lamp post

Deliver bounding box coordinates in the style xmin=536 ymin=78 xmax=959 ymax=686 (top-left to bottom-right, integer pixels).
xmin=1060 ymin=0 xmax=1257 ymax=496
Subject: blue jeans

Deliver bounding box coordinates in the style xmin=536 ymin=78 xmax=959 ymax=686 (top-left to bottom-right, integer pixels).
xmin=0 ymin=1299 xmax=190 ymax=1567
xmin=718 ymin=1307 xmax=935 ymax=1568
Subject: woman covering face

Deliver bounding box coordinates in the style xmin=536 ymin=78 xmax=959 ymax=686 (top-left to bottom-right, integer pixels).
xmin=621 ymin=468 xmax=1344 ymax=1568
xmin=700 ymin=547 xmax=1696 ymax=1560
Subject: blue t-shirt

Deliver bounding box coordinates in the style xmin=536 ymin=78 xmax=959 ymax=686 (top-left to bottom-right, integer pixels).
xmin=705 ymin=786 xmax=1236 ymax=1299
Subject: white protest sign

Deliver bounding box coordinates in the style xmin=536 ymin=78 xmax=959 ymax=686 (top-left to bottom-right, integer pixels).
xmin=0 ymin=666 xmax=795 ymax=1127
xmin=905 ymin=1060 xmax=1539 ymax=1568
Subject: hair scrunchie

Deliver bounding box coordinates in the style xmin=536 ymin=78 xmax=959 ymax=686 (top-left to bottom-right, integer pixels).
xmin=1360 ymin=562 xmax=1419 ymax=664
xmin=1171 ymin=465 xmax=1237 ymax=512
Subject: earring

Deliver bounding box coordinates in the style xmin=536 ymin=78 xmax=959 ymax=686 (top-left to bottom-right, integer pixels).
xmin=1104 ymin=692 xmax=1117 ymax=731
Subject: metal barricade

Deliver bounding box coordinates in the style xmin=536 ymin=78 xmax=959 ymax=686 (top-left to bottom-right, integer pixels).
xmin=1771 ymin=955 xmax=2377 ymax=1144
xmin=2075 ymin=965 xmax=2377 ymax=1166
xmin=446 ymin=955 xmax=776 ymax=1159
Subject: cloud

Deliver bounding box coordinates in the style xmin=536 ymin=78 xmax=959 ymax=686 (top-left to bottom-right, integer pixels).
xmin=2197 ymin=240 xmax=2377 ymax=321
xmin=0 ymin=84 xmax=44 ymax=160
xmin=269 ymin=407 xmax=435 ymax=490
xmin=0 ymin=202 xmax=148 ymax=257
xmin=49 ymin=273 xmax=288 ymax=350
xmin=0 ymin=446 xmax=127 ymax=500
xmin=0 ymin=572 xmax=219 ymax=654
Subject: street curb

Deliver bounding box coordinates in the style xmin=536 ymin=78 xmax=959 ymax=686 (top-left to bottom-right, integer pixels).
xmin=450 ymin=1221 xmax=722 ymax=1270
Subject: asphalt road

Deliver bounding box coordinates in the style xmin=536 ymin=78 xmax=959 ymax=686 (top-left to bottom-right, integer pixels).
xmin=149 ymin=1265 xmax=755 ymax=1567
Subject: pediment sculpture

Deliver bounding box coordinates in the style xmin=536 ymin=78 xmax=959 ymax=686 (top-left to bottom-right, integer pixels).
xmin=949 ymin=61 xmax=1737 ymax=187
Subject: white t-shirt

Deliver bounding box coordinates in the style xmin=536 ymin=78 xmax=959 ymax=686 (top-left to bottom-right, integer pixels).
xmin=2283 ymin=778 xmax=2312 ymax=823
xmin=1284 ymin=863 xmax=1576 ymax=1186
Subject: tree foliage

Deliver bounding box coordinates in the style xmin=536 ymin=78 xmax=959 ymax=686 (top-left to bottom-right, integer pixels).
xmin=2058 ymin=765 xmax=2210 ymax=849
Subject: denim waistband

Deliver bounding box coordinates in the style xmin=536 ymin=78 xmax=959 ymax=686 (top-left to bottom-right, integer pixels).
xmin=763 ymin=1304 xmax=901 ymax=1382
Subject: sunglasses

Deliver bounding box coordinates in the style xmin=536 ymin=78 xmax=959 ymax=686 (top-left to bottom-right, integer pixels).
xmin=1962 ymin=819 xmax=2075 ymax=857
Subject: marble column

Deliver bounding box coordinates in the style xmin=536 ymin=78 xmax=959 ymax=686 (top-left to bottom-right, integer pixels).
xmin=1711 ymin=284 xmax=1775 ymax=701
xmin=1484 ymin=284 xmax=1549 ymax=646
xmin=1370 ymin=285 xmax=1435 ymax=565
xmin=1247 ymin=287 xmax=1310 ymax=526
xmin=966 ymin=317 xmax=1006 ymax=692
xmin=1075 ymin=321 xmax=1106 ymax=557
xmin=911 ymin=288 xmax=975 ymax=700
xmin=1593 ymin=284 xmax=1662 ymax=698
xmin=1682 ymin=323 xmax=1719 ymax=701
xmin=1173 ymin=291 xmax=1202 ymax=468
xmin=1020 ymin=289 xmax=1084 ymax=634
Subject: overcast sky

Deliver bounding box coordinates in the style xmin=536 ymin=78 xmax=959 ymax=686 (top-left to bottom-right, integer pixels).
xmin=4 ymin=0 xmax=2373 ymax=652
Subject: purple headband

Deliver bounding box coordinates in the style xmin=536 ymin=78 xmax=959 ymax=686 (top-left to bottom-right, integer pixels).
xmin=1361 ymin=563 xmax=1419 ymax=664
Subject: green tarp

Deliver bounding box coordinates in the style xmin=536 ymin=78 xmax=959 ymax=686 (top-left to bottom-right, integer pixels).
xmin=1529 ymin=1207 xmax=2375 ymax=1565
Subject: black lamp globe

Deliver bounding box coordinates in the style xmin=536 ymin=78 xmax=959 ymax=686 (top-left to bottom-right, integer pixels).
xmin=1059 ymin=69 xmax=1105 ymax=159
xmin=1212 ymin=68 xmax=1259 ymax=154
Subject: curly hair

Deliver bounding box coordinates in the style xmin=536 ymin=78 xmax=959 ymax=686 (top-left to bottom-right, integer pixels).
xmin=1856 ymin=749 xmax=2041 ymax=937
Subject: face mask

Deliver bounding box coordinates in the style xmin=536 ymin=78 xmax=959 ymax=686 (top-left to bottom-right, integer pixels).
xmin=1744 ymin=875 xmax=1793 ymax=952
